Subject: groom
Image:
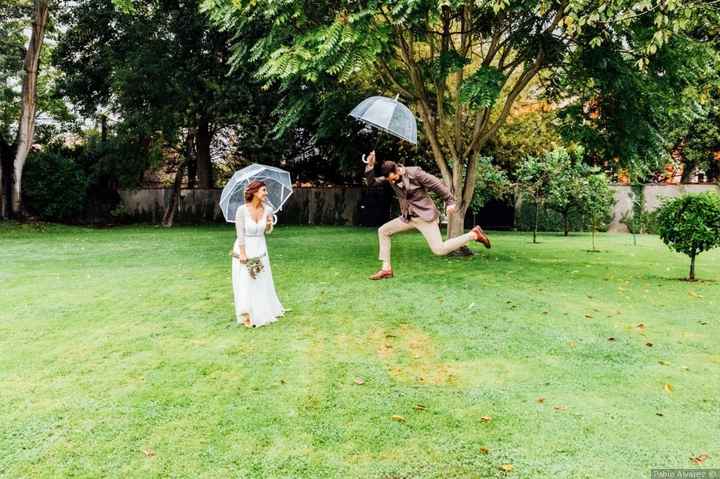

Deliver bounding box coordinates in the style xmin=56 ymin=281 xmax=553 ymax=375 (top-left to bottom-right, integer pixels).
xmin=365 ymin=151 xmax=491 ymax=280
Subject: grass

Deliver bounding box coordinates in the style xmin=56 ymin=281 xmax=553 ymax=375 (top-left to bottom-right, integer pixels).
xmin=1 ymin=223 xmax=718 ymax=479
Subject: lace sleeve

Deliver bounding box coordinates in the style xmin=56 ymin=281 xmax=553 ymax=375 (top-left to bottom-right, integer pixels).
xmin=235 ymin=205 xmax=246 ymax=246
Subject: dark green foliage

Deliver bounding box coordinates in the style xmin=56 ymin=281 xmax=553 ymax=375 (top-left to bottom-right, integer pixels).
xmin=515 ymin=202 xmax=587 ymax=233
xmin=469 ymin=157 xmax=512 ymax=214
xmin=656 ymin=192 xmax=720 ymax=280
xmin=23 ymin=150 xmax=88 ymax=221
xmin=552 ymin=28 xmax=720 ymax=179
xmin=458 ymin=66 xmax=506 ymax=110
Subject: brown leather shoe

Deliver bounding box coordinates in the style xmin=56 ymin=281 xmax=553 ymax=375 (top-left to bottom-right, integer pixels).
xmin=369 ymin=269 xmax=394 ymax=280
xmin=471 ymin=226 xmax=491 ymax=249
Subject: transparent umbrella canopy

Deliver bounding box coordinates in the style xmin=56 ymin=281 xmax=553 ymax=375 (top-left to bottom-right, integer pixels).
xmin=219 ymin=164 xmax=293 ymax=223
xmin=349 ymin=94 xmax=418 ymax=145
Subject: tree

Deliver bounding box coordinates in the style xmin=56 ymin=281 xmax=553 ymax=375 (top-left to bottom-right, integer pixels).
xmin=552 ymin=13 xmax=720 ymax=180
xmin=12 ymin=0 xmax=50 ymax=217
xmin=203 ymin=0 xmax=719 ymax=240
xmin=581 ymin=169 xmax=615 ymax=252
xmin=545 ymin=148 xmax=586 ymax=236
xmin=469 ymin=156 xmax=512 ymax=214
xmin=516 ymin=153 xmax=555 ymax=244
xmin=656 ymin=192 xmax=720 ymax=281
xmin=54 ymin=0 xmax=291 ymax=192
xmin=0 ymin=0 xmax=50 ymax=218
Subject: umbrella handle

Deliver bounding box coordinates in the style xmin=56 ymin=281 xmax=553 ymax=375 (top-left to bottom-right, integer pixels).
xmin=272 ymin=214 xmax=278 ymax=225
xmin=361 ymin=154 xmax=369 ymax=164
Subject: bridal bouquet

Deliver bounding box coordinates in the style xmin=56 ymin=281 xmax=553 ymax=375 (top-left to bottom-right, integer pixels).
xmin=244 ymin=256 xmax=265 ymax=279
xmin=230 ymin=251 xmax=265 ymax=279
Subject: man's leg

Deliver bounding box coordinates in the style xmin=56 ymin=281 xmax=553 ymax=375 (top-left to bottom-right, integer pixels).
xmin=372 ymin=217 xmax=415 ymax=279
xmin=413 ymin=219 xmax=475 ymax=256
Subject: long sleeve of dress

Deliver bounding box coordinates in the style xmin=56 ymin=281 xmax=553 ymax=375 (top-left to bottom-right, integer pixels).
xmin=265 ymin=205 xmax=274 ymax=234
xmin=235 ymin=206 xmax=246 ymax=247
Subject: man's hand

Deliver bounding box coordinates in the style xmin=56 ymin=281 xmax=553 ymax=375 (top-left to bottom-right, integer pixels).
xmin=447 ymin=204 xmax=457 ymax=216
xmin=366 ymin=150 xmax=376 ymax=168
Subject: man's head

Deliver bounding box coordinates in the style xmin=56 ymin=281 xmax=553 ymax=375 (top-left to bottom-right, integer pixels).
xmin=381 ymin=161 xmax=402 ymax=184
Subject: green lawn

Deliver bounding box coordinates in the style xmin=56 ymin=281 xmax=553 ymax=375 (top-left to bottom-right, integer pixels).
xmin=1 ymin=223 xmax=718 ymax=479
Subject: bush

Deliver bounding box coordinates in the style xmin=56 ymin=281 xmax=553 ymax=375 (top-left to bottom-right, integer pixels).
xmin=656 ymin=192 xmax=720 ymax=281
xmin=23 ymin=150 xmax=88 ymax=221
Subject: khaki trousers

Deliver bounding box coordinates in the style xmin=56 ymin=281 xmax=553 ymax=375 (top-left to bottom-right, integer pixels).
xmin=378 ymin=216 xmax=474 ymax=263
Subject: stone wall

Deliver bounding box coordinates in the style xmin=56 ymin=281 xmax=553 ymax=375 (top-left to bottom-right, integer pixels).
xmin=119 ymin=184 xmax=720 ymax=230
xmin=118 ymin=187 xmax=395 ymax=226
xmin=608 ymin=184 xmax=720 ymax=232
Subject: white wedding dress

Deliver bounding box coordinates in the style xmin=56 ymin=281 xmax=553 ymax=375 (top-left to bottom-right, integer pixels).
xmin=231 ymin=204 xmax=284 ymax=327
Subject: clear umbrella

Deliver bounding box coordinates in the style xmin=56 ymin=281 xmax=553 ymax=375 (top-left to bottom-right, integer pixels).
xmin=349 ymin=94 xmax=418 ymax=146
xmin=219 ymin=164 xmax=293 ymax=223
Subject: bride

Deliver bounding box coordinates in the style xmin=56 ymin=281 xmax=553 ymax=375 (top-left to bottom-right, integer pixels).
xmin=231 ymin=180 xmax=285 ymax=328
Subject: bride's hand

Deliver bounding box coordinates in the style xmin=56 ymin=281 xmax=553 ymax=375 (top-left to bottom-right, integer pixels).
xmin=238 ymin=251 xmax=248 ymax=262
xmin=266 ymin=215 xmax=273 ymax=227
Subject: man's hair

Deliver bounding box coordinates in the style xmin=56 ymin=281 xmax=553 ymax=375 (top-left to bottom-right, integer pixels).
xmin=380 ymin=161 xmax=398 ymax=177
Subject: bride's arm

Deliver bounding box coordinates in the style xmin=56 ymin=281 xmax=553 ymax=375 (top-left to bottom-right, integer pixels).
xmin=235 ymin=206 xmax=247 ymax=260
xmin=265 ymin=207 xmax=274 ymax=234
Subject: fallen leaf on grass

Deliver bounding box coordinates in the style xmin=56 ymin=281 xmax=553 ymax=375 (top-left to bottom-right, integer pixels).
xmin=353 ymin=377 xmax=365 ymax=385
xmin=664 ymin=383 xmax=673 ymax=394
xmin=585 ymin=314 xmax=593 ymax=319
xmin=481 ymin=416 xmax=492 ymax=423
xmin=391 ymin=415 xmax=406 ymax=423
xmin=499 ymin=464 xmax=513 ymax=472
xmin=688 ymin=291 xmax=703 ymax=299
xmin=554 ymin=405 xmax=568 ymax=411
xmin=636 ymin=323 xmax=646 ymax=331
xmin=698 ymin=321 xmax=708 ymax=325
xmin=690 ymin=453 xmax=710 ymax=465
xmin=658 ymin=361 xmax=670 ymax=366
xmin=143 ymin=449 xmax=156 ymax=458
xmin=479 ymin=447 xmax=490 ymax=454
xmin=536 ymin=397 xmax=545 ymax=404
xmin=608 ymin=337 xmax=616 ymax=341
xmin=414 ymin=404 xmax=426 ymax=411
xmin=656 ymin=412 xmax=664 ymax=417
xmin=646 ymin=342 xmax=654 ymax=347
xmin=568 ymin=341 xmax=577 ymax=348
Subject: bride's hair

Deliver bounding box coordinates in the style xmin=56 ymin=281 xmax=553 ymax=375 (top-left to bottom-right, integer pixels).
xmin=244 ymin=180 xmax=266 ymax=203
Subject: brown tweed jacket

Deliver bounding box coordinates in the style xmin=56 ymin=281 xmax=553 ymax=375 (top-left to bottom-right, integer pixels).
xmin=365 ymin=165 xmax=455 ymax=223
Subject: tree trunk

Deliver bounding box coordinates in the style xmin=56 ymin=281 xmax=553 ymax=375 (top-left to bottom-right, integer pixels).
xmin=592 ymin=226 xmax=597 ymax=251
xmin=186 ymin=153 xmax=197 ymax=189
xmin=0 ymin=139 xmax=14 ymax=219
xmin=11 ymin=0 xmax=50 ymax=217
xmin=689 ymin=252 xmax=696 ymax=281
xmin=533 ymin=201 xmax=539 ymax=244
xmin=161 ymin=162 xmax=185 ymax=227
xmin=100 ymin=114 xmax=108 ymax=142
xmin=446 ymin=208 xmax=473 ymax=256
xmin=196 ymin=115 xmax=212 ymax=189
xmin=563 ymin=213 xmax=569 ymax=236
xmin=162 ymin=135 xmax=193 ymax=227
